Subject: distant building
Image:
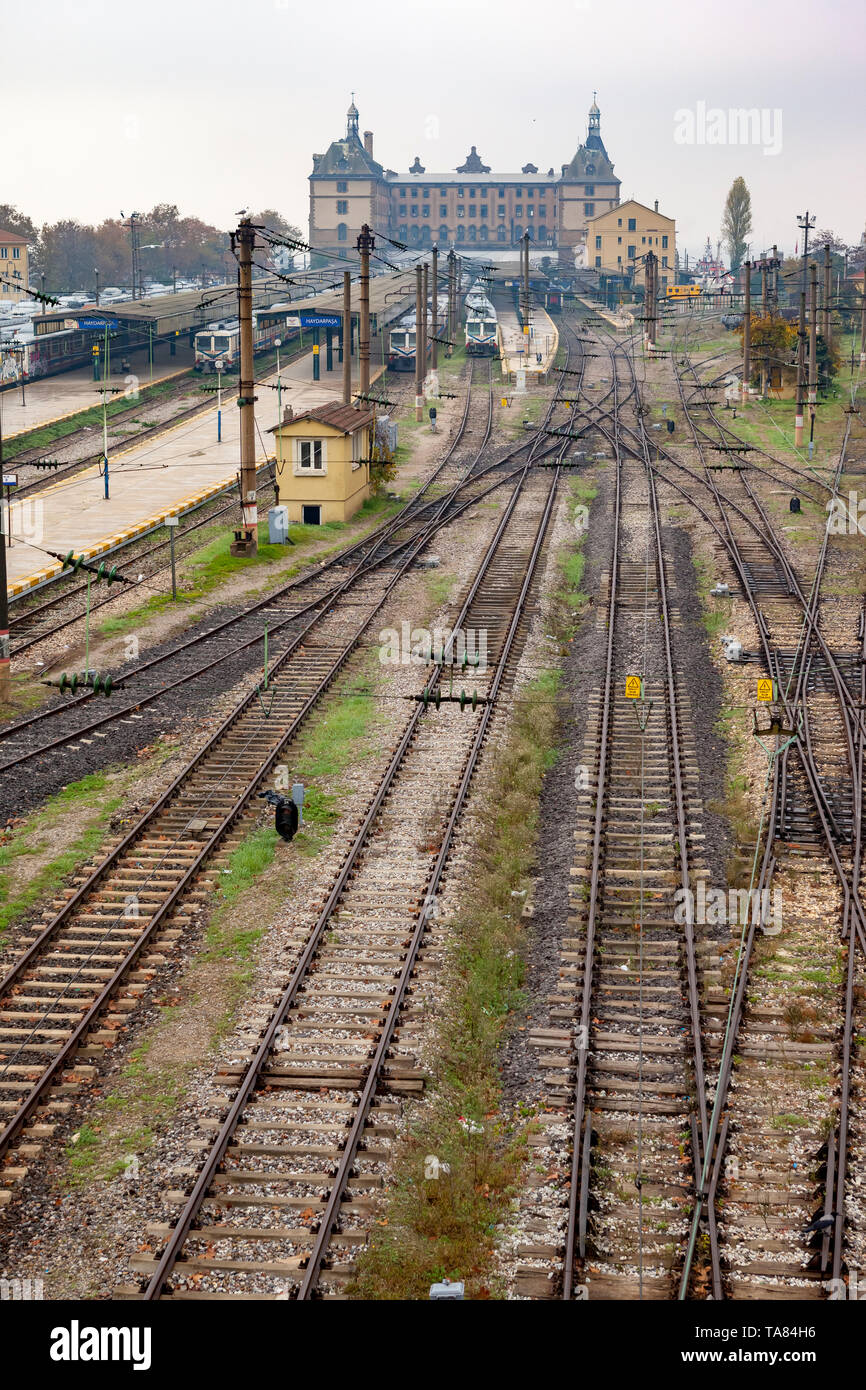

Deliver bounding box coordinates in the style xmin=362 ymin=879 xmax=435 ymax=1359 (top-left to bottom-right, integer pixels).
xmin=270 ymin=400 xmax=374 ymax=526
xmin=586 ymin=199 xmax=676 ymax=293
xmin=0 ymin=230 xmax=29 ymax=302
xmin=308 ymin=97 xmax=622 ymax=268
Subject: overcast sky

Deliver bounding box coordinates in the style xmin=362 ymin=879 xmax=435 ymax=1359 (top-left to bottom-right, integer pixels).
xmin=7 ymin=0 xmax=863 ymax=258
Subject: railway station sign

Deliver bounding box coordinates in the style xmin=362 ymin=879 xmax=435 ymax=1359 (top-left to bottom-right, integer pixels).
xmin=625 ymin=675 xmax=643 ymax=699
xmin=76 ymin=317 xmax=118 ymax=331
xmin=298 ymin=314 xmax=341 ymax=328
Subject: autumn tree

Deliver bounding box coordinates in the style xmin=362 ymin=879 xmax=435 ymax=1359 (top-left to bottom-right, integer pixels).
xmin=722 ymin=177 xmax=753 ymax=274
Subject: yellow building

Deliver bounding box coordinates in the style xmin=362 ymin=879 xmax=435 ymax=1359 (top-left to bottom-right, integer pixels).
xmin=0 ymin=230 xmax=29 ymax=302
xmin=271 ymin=401 xmax=375 ymax=525
xmin=586 ymin=199 xmax=676 ymax=293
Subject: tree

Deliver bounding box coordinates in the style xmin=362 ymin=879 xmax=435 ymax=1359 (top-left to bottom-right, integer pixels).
xmin=0 ymin=204 xmax=38 ymax=244
xmin=722 ymin=177 xmax=753 ymax=275
xmin=742 ymin=315 xmax=798 ymax=389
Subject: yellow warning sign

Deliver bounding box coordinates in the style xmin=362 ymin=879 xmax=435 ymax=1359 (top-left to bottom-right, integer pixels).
xmin=312 ymin=344 xmax=320 ymax=354
xmin=500 ymin=397 xmax=508 ymax=408
xmin=757 ymin=678 xmax=774 ymax=702
xmin=625 ymin=676 xmax=643 ymax=700
xmin=523 ymin=325 xmax=530 ymax=334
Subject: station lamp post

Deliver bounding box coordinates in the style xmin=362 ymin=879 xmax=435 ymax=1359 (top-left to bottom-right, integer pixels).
xmin=94 ymin=268 xmax=100 ymax=306
xmin=215 ymin=358 xmax=224 ymax=443
xmin=274 ymin=336 xmax=282 ymax=376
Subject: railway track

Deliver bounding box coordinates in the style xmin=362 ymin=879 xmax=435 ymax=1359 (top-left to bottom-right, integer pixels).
xmin=0 ymin=345 xmax=576 ymax=1219
xmin=127 ymin=452 xmax=564 ymax=1300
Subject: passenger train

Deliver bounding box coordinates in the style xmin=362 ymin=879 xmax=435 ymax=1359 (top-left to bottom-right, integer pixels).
xmin=194 ymin=310 xmax=300 ymax=373
xmin=464 ymin=279 xmax=499 ymax=357
xmin=387 ymin=294 xmax=448 ymax=373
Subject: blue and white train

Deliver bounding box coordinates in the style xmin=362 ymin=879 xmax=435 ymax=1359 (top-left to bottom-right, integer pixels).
xmin=464 ymin=280 xmax=498 ymax=357
xmin=387 ymin=294 xmax=448 ymax=372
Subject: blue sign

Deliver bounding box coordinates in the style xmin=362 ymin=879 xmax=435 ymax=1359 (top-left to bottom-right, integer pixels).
xmin=299 ymin=313 xmax=342 ymax=328
xmin=77 ymin=317 xmax=118 ymax=331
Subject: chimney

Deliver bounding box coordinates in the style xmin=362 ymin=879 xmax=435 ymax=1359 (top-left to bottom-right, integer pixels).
xmin=282 ymin=405 xmax=293 ymax=423
xmin=654 ymin=199 xmax=659 ymax=213
xmin=364 ymin=130 xmax=374 ymax=157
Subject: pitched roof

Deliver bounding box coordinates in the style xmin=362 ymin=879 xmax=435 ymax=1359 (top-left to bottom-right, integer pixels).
xmin=0 ymin=229 xmax=29 ymax=244
xmin=271 ymin=401 xmax=374 ymax=434
xmin=311 ymin=131 xmax=383 ymax=179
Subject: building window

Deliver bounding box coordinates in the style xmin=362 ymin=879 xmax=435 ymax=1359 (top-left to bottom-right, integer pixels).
xmin=457 ymin=226 xmax=465 ymax=240
xmin=662 ymin=234 xmax=668 ymax=249
xmin=628 ymin=217 xmax=636 ymax=231
xmin=585 ymin=184 xmax=594 ymax=195
xmin=458 ymin=187 xmax=464 ymax=197
xmin=642 ymin=236 xmax=646 ymax=244
xmin=337 ymin=181 xmax=348 ymax=193
xmin=497 ymin=226 xmax=506 ymax=242
xmin=411 ymin=206 xmax=419 ymax=217
xmin=515 ymin=187 xmax=522 ymax=196
xmin=457 ymin=206 xmax=465 ymax=218
xmin=399 ymin=188 xmax=406 ymax=197
xmin=617 ymin=236 xmax=622 ymax=244
xmin=627 ymin=244 xmax=636 ymax=259
xmin=469 ymin=204 xmax=476 ymax=216
xmin=527 ymin=207 xmax=535 ymax=217
xmin=498 ymin=187 xmax=505 ymax=197
xmin=617 ymin=255 xmax=622 ymax=264
xmin=423 ymin=188 xmax=429 ymax=198
xmin=595 ymin=236 xmax=602 ymax=249
xmin=469 ymin=226 xmax=477 ymax=241
xmin=498 ymin=204 xmax=505 ymax=218
xmin=337 ymin=223 xmax=347 ymax=241
xmin=422 ymin=205 xmax=430 ymax=217
xmin=480 ymin=226 xmax=488 ymax=241
xmin=298 ymin=439 xmax=324 ymax=471
xmin=336 ymin=200 xmax=348 ymax=214
xmin=527 ymin=188 xmax=534 ymax=198
xmin=0 ymin=248 xmax=6 ymax=258
xmin=399 ymin=204 xmax=407 ymax=216
xmin=480 ymin=204 xmax=488 ymax=218
xmin=411 ymin=188 xmax=418 ymax=197
xmin=662 ymin=256 xmax=668 ymax=268
xmin=439 ymin=225 xmax=449 ymax=241
xmin=538 ymin=206 xmax=546 ymax=219
xmin=595 ymin=256 xmax=601 ymax=268
xmin=584 ymin=203 xmax=594 ymax=216
xmin=617 ymin=218 xmax=622 ymax=227
xmin=440 ymin=204 xmax=447 ymax=216
xmin=12 ymin=247 xmax=20 ymax=259
xmin=515 ymin=205 xmax=523 ymax=218
xmin=399 ymin=225 xmax=408 ymax=240
xmin=440 ymin=187 xmax=448 ymax=196
xmin=514 ymin=226 xmax=523 ymax=241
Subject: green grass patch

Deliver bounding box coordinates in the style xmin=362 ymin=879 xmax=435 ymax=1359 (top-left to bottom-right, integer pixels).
xmin=4 ymin=378 xmax=183 ymax=460
xmin=0 ymin=771 xmax=124 ymax=939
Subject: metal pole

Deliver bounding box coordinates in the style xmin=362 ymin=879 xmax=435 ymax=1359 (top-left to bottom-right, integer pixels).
xmin=170 ymin=525 xmax=177 ymax=600
xmin=771 ymin=245 xmax=778 ymax=313
xmin=742 ymin=260 xmax=751 ymax=402
xmin=231 ymin=217 xmax=258 ymax=555
xmin=522 ymin=232 xmax=530 ymax=342
xmin=275 ymin=376 xmax=282 ymax=507
xmin=447 ymin=249 xmax=456 ymax=358
xmin=415 ymin=264 xmax=423 ymax=421
xmin=761 ymin=263 xmax=768 ymax=317
xmin=95 ymin=268 xmax=100 ymax=306
xmin=0 ymin=401 xmax=8 ymax=702
xmin=102 ymin=322 xmax=110 ymax=499
xmin=431 ymin=246 xmax=439 ymax=372
xmin=342 ymin=270 xmax=351 ymax=406
xmin=421 ymin=261 xmax=428 ymax=393
xmin=217 ymin=367 xmax=222 ymax=444
xmin=795 ymin=290 xmax=806 ymax=447
xmin=823 ymin=243 xmax=832 ymax=342
xmin=85 ymin=574 xmax=91 ymax=682
xmin=808 ymin=261 xmax=818 ymax=448
xmin=358 ymin=223 xmax=372 ymax=396
xmin=861 ymin=275 xmax=866 ymax=365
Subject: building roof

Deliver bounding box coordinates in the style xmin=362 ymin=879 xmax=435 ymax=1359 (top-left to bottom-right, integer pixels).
xmin=311 ymin=102 xmax=384 ymax=179
xmin=588 ymin=198 xmax=674 ymax=224
xmin=273 ymin=401 xmax=374 ymax=435
xmin=385 ymin=171 xmax=554 ymax=186
xmin=0 ymin=229 xmax=29 ymax=244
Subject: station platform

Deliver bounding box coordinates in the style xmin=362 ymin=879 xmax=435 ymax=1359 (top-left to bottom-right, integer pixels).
xmin=497 ymin=301 xmax=558 ymax=383
xmin=0 ymin=342 xmax=195 ymax=439
xmin=577 ymin=297 xmax=634 ymax=331
xmin=4 ymin=346 xmax=388 ymax=596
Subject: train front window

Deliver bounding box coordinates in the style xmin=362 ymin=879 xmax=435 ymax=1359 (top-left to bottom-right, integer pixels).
xmin=407 ymin=333 xmax=416 ymax=350
xmin=483 ymin=321 xmax=495 ymax=334
xmin=197 ymin=337 xmax=213 ymax=352
xmin=468 ymin=321 xmax=480 ymax=335
xmin=391 ymin=333 xmax=405 ymax=348
xmin=212 ymin=336 xmax=230 ymax=350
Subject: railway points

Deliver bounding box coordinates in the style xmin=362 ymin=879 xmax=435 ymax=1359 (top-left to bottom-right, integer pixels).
xmin=2 ymin=55 xmax=864 ymax=1348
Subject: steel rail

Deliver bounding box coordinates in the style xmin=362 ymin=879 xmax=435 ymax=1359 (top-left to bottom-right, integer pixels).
xmin=142 ymin=455 xmax=563 ymax=1301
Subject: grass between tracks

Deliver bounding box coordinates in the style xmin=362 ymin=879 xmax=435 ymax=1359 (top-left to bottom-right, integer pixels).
xmin=351 ymin=480 xmax=593 ymax=1299
xmin=0 ymin=771 xmax=126 ymax=941
xmin=2 ymin=378 xmax=183 ymax=460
